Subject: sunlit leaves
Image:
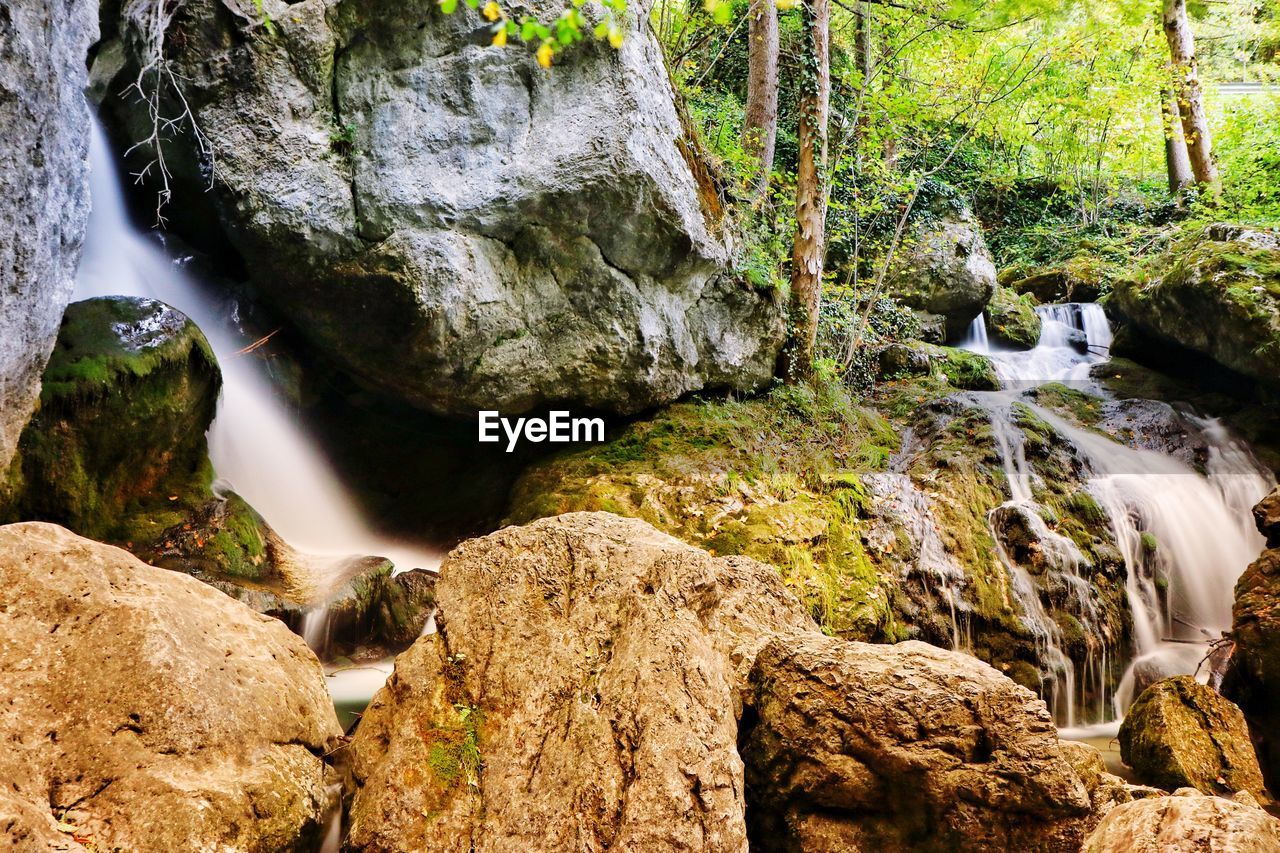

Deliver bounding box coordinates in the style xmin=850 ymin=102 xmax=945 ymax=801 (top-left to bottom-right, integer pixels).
xmin=438 ymin=0 xmax=630 ymax=66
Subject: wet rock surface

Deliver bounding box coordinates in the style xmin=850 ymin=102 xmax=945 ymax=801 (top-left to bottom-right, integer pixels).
xmin=0 ymin=522 xmax=341 ymax=851
xmin=100 ymin=0 xmax=784 ymax=418
xmin=1119 ymin=676 xmax=1267 ymax=800
xmin=985 ymin=286 xmax=1043 ymax=350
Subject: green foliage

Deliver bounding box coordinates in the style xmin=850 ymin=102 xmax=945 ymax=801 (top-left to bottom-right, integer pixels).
xmin=438 ymin=0 xmax=629 ymax=64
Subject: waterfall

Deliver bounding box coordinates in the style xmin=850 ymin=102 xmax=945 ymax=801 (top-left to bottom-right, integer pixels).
xmin=961 ymin=301 xmax=1273 ymax=728
xmin=75 ymin=120 xmax=440 ymax=645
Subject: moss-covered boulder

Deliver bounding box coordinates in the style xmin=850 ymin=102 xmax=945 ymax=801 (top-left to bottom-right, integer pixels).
xmin=1119 ymin=676 xmax=1267 ymax=800
xmin=2 ymin=297 xmax=220 ymax=545
xmin=1109 ymin=224 xmax=1280 ymax=390
xmin=875 ymin=342 xmax=999 ymax=390
xmin=1011 ymin=255 xmax=1109 ymax=304
xmin=985 ymin=287 xmax=1042 ymax=350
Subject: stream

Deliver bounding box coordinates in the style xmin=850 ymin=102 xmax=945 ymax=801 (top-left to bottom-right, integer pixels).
xmin=74 ymin=118 xmax=435 ymax=714
xmin=961 ymin=305 xmax=1274 ymax=734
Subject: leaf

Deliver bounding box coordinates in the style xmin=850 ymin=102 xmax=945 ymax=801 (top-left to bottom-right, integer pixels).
xmin=439 ymin=0 xmax=458 ymax=14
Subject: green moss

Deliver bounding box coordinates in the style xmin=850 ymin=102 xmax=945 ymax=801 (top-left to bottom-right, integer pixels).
xmin=934 ymin=348 xmax=1000 ymax=391
xmin=508 ymin=378 xmax=909 ymax=639
xmin=6 ymin=297 xmax=221 ymax=548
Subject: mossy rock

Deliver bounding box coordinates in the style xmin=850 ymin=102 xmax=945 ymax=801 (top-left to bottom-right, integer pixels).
xmin=1119 ymin=675 xmax=1267 ymax=801
xmin=985 ymin=287 xmax=1042 ymax=350
xmin=3 ymin=297 xmax=221 ymax=546
xmin=1109 ymin=224 xmax=1280 ymax=390
xmin=1010 ymin=254 xmax=1109 ymax=303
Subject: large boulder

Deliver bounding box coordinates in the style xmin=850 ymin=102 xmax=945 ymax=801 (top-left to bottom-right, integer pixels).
xmin=101 ymin=0 xmax=784 ymax=418
xmin=885 ymin=193 xmax=997 ymax=338
xmin=0 ymin=522 xmax=342 ymax=850
xmin=1109 ymin=224 xmax=1280 ymax=391
xmin=1119 ymin=676 xmax=1267 ymax=800
xmin=1083 ymin=789 xmax=1280 ymax=853
xmin=4 ymin=297 xmax=221 ymax=544
xmin=345 ymin=512 xmax=814 ymax=851
xmin=345 ymin=512 xmax=1109 ymax=851
xmin=742 ymin=633 xmax=1094 ymax=852
xmin=0 ymin=0 xmax=97 ymax=478
xmin=1225 ymin=486 xmax=1280 ymax=790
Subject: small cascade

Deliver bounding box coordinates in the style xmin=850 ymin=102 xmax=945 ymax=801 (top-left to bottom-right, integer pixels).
xmin=960 ymin=314 xmax=989 ymax=350
xmin=960 ymin=299 xmax=1273 ymax=727
xmin=76 ymin=119 xmax=440 ymax=668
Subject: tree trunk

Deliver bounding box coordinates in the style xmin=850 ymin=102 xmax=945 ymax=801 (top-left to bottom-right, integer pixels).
xmin=743 ymin=0 xmax=779 ymax=201
xmin=1161 ymin=0 xmax=1219 ymax=188
xmin=1161 ymin=85 xmax=1194 ymax=195
xmin=779 ymin=0 xmax=830 ymax=384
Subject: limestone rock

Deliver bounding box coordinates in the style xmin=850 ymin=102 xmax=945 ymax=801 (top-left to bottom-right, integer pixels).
xmin=103 ymin=0 xmax=784 ymax=418
xmin=1059 ymin=740 xmax=1133 ymax=818
xmin=1011 ymin=257 xmax=1107 ymax=304
xmin=1119 ymin=676 xmax=1267 ymax=800
xmin=1109 ymin=224 xmax=1280 ymax=390
xmin=0 ymin=0 xmax=97 ymax=477
xmin=741 ymin=633 xmax=1095 ymax=852
xmin=886 ymin=195 xmax=997 ymax=338
xmin=1083 ymin=788 xmax=1280 ymax=852
xmin=344 ymin=512 xmax=814 ymax=852
xmin=0 ymin=522 xmax=342 ymax=851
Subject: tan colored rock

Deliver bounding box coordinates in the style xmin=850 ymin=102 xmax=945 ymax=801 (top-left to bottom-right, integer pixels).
xmin=345 ymin=512 xmax=814 ymax=852
xmin=1120 ymin=676 xmax=1267 ymax=800
xmin=742 ymin=633 xmax=1094 ymax=851
xmin=1083 ymin=788 xmax=1280 ymax=852
xmin=1059 ymin=740 xmax=1133 ymax=818
xmin=0 ymin=522 xmax=341 ymax=851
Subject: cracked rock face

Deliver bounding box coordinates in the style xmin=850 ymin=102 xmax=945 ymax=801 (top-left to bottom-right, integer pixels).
xmin=0 ymin=523 xmax=341 ymax=851
xmin=104 ymin=0 xmax=784 ymax=417
xmin=0 ymin=0 xmax=97 ymax=476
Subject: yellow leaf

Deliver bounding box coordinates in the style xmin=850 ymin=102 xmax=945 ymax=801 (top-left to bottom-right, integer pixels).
xmin=536 ymin=42 xmax=554 ymax=68
xmin=482 ymin=1 xmax=502 ymax=21
xmin=607 ymin=26 xmax=624 ymax=48
xmin=491 ymin=28 xmax=508 ymax=46
xmin=776 ymin=0 xmax=800 ymax=10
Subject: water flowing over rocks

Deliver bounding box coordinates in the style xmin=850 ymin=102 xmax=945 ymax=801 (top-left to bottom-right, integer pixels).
xmin=0 ymin=522 xmax=342 ymax=851
xmin=1082 ymin=789 xmax=1280 ymax=853
xmin=1118 ymin=676 xmax=1267 ymax=800
xmin=0 ymin=0 xmax=97 ymax=477
xmin=344 ymin=512 xmax=1112 ymax=851
xmin=100 ymin=0 xmax=784 ymax=417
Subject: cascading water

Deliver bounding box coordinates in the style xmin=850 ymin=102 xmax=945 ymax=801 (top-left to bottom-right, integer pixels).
xmin=75 ymin=120 xmax=438 ymax=684
xmin=961 ymin=304 xmax=1273 ymax=730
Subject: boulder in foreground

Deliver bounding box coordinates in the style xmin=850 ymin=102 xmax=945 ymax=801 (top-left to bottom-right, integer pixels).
xmin=1083 ymin=788 xmax=1280 ymax=853
xmin=0 ymin=522 xmax=341 ymax=851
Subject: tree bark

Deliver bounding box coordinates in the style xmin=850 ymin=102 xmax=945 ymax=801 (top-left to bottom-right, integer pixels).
xmin=743 ymin=0 xmax=779 ymax=201
xmin=1161 ymin=85 xmax=1193 ymax=195
xmin=779 ymin=0 xmax=830 ymax=384
xmin=1161 ymin=0 xmax=1219 ymax=188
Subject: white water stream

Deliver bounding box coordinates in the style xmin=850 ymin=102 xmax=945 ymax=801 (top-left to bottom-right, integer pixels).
xmin=961 ymin=304 xmax=1273 ymax=731
xmin=75 ymin=121 xmax=438 ymax=691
